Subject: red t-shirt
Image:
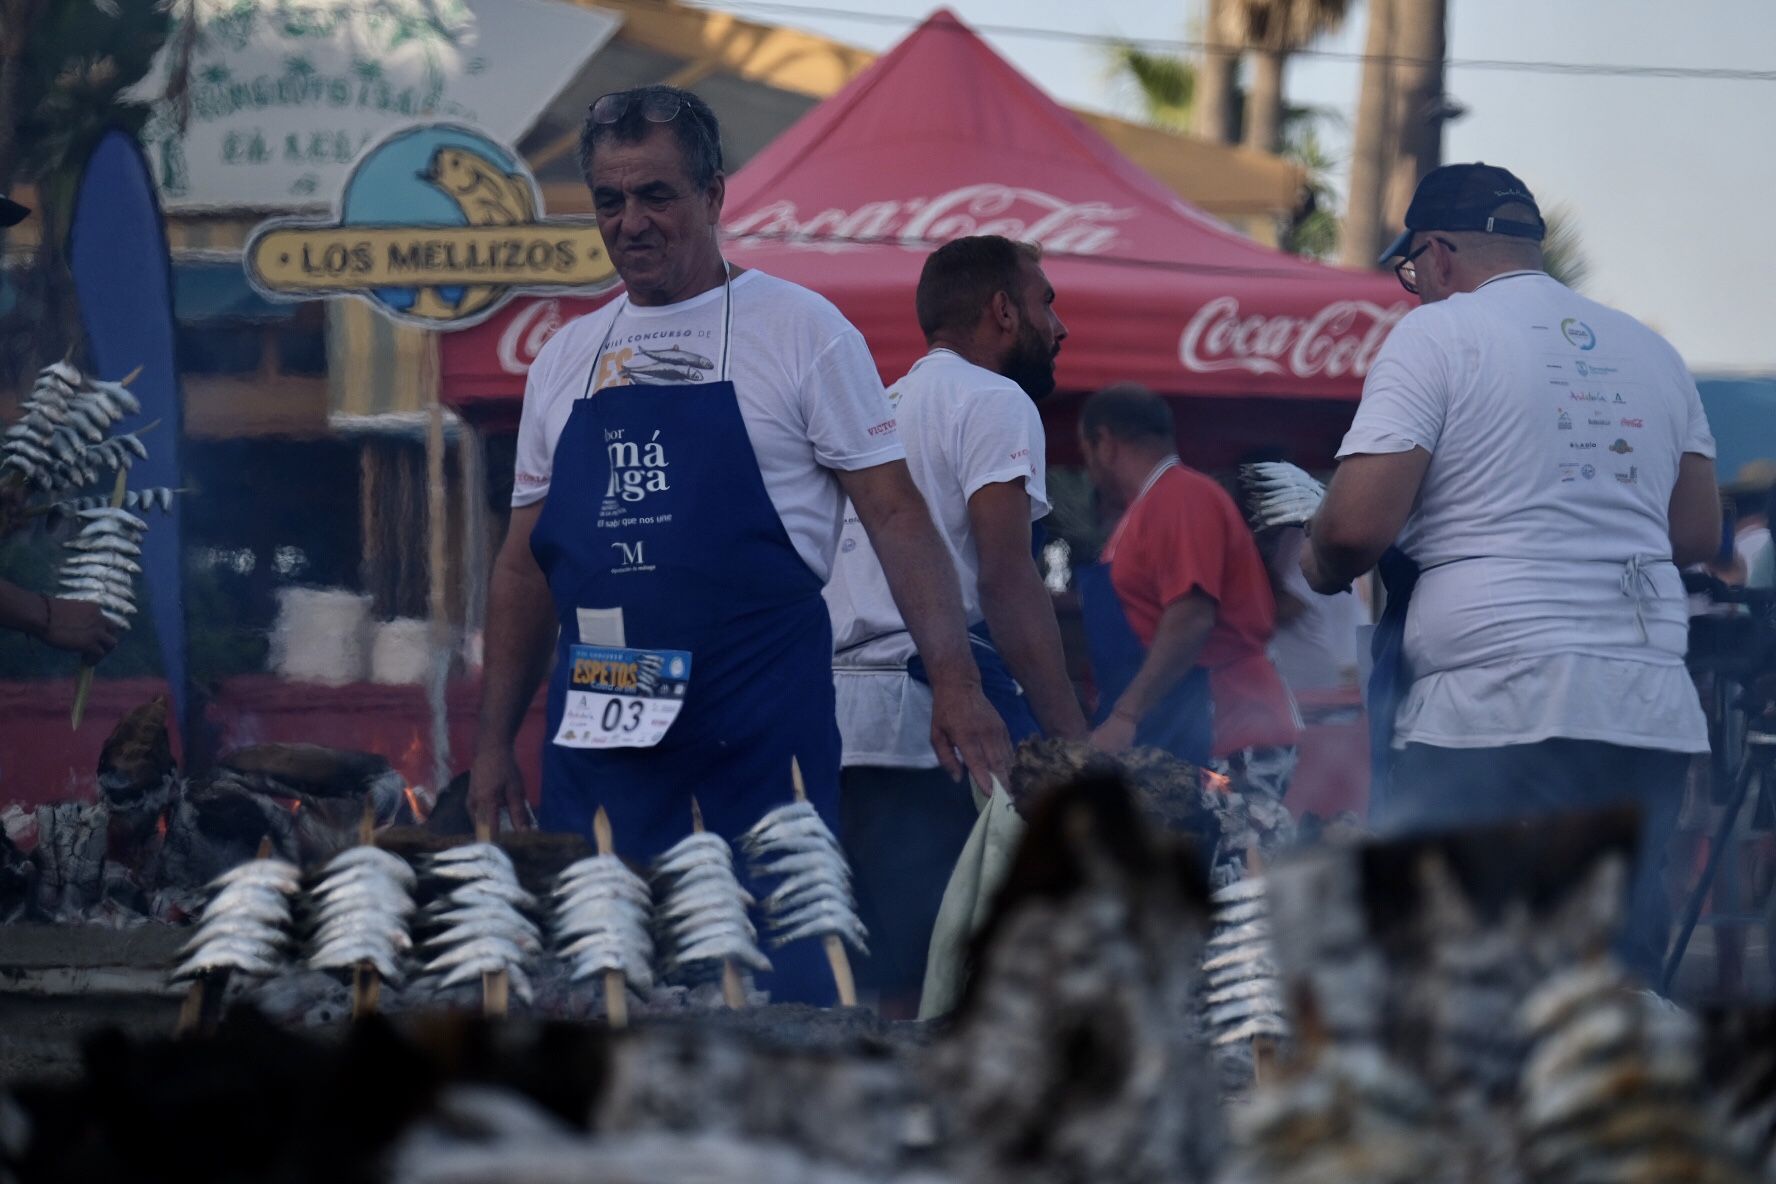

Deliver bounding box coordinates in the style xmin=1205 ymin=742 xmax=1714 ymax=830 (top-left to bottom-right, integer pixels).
xmin=1102 ymin=463 xmax=1301 ymax=755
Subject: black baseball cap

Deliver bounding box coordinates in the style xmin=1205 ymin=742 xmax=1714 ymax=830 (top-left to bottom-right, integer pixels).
xmin=1378 ymin=162 xmax=1544 ymax=265
xmin=0 ymin=197 xmax=29 ymax=228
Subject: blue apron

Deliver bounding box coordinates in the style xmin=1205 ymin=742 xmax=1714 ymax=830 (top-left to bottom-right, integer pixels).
xmin=905 ymin=625 xmax=1042 ymax=747
xmin=1075 ymin=561 xmax=1213 ymax=765
xmin=1366 ymin=546 xmax=1420 ymax=815
xmin=529 ymin=275 xmax=840 ymax=1003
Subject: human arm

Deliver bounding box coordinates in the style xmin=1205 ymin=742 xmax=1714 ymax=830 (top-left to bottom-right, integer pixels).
xmin=1668 ymin=452 xmax=1722 ymax=569
xmin=468 ymin=503 xmax=554 ymax=831
xmin=839 ymin=460 xmax=1012 ymax=787
xmin=0 ymin=580 xmax=117 ymax=660
xmin=1301 ymin=448 xmax=1432 ymax=594
xmin=969 ymin=480 xmax=1087 ymax=740
xmin=1089 ymin=592 xmax=1216 ymax=753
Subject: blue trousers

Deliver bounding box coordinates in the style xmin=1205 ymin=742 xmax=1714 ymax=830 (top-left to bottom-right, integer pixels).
xmin=1378 ymin=738 xmax=1690 ymax=985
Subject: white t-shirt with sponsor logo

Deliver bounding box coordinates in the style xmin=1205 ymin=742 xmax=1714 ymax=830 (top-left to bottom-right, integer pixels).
xmin=824 ymin=349 xmax=1051 ymax=767
xmin=1338 ymin=270 xmax=1714 ymax=752
xmin=511 ymin=269 xmax=903 ymax=582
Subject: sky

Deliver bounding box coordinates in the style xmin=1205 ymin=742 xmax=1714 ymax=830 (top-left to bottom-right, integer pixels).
xmin=702 ymin=0 xmax=1776 ymax=374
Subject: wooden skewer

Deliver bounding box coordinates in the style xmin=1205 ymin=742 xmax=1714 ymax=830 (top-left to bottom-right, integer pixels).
xmin=592 ymin=806 xmax=630 ymax=1029
xmin=474 ymin=819 xmax=510 ymax=1019
xmin=351 ymin=797 xmax=381 ymax=1019
xmin=689 ymin=797 xmax=746 ymax=1010
xmin=70 ymin=466 xmax=129 ymax=730
xmin=789 ymin=757 xmax=857 ymax=1008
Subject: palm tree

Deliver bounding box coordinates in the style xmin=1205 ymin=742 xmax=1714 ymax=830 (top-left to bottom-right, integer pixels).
xmin=1339 ymin=0 xmax=1394 ymax=268
xmin=1381 ymin=0 xmax=1447 ymax=237
xmin=1539 ymin=204 xmax=1589 ymax=291
xmin=1220 ymin=0 xmax=1351 ymax=154
xmin=1107 ymin=43 xmax=1344 ymax=260
xmin=1195 ymin=0 xmax=1238 ymax=144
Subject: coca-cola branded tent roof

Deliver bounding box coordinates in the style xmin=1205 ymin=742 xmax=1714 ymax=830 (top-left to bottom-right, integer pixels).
xmin=441 ymin=9 xmax=1409 ymax=450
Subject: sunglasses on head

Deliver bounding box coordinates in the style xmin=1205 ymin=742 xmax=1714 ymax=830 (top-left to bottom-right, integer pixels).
xmin=591 ymin=90 xmax=692 ymax=127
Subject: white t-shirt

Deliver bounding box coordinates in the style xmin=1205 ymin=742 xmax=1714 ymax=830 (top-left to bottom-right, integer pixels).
xmin=824 ymin=349 xmax=1050 ymax=767
xmin=511 ymin=269 xmax=904 ymax=582
xmin=1338 ymin=270 xmax=1714 ymax=752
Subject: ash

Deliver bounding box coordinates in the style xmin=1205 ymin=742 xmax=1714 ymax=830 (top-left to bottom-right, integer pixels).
xmin=1 ymin=696 xmax=429 ymax=928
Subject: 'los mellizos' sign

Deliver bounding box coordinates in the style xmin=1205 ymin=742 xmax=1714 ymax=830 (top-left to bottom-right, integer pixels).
xmin=724 ymin=184 xmax=1133 ymax=256
xmin=1179 ymin=296 xmax=1410 ymax=380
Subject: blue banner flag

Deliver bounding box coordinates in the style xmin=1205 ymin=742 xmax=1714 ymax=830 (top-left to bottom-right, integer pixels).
xmin=67 ymin=128 xmax=188 ymax=736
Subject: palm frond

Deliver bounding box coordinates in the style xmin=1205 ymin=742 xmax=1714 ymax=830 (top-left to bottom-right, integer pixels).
xmin=1104 ymin=42 xmax=1195 ymax=132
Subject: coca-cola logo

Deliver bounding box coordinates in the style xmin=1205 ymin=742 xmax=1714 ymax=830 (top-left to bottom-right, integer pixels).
xmin=723 ymin=184 xmax=1132 ymax=255
xmin=1179 ymin=296 xmax=1410 ymax=379
xmin=496 ymin=298 xmax=570 ymax=374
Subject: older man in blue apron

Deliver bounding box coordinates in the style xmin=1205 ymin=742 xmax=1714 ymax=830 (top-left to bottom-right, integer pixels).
xmin=468 ymin=86 xmax=1009 ymax=1003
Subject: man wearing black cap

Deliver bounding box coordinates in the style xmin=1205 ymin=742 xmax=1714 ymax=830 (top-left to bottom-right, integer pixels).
xmin=1300 ymin=163 xmax=1723 ymax=981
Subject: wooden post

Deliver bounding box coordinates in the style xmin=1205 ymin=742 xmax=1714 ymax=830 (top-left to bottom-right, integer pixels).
xmin=423 ymin=334 xmax=452 ymax=795
xmin=690 ymin=797 xmax=746 ymax=1009
xmin=592 ymin=806 xmax=629 ymax=1029
xmin=790 ymin=757 xmax=857 ymax=1008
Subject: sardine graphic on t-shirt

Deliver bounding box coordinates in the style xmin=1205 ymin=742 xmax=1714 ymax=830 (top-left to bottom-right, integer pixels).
xmin=592 ymin=328 xmax=719 ymax=392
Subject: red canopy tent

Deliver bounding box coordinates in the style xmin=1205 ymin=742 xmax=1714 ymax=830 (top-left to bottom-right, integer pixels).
xmin=441 ymin=9 xmax=1410 ymax=464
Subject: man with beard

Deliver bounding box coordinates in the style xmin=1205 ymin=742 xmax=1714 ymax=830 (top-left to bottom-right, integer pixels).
xmin=824 ymin=235 xmax=1087 ymax=1011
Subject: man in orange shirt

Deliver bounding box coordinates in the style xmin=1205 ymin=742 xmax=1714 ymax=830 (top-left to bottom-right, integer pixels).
xmin=1080 ymin=384 xmax=1301 ymax=792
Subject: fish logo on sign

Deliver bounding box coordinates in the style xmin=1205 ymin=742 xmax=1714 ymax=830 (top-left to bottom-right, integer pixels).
xmin=245 ymin=123 xmax=616 ymax=329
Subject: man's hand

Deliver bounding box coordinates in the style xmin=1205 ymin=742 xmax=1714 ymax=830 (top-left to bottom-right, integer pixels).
xmin=42 ymin=598 xmax=118 ymax=662
xmin=1089 ymin=710 xmax=1137 ymax=755
xmin=467 ymin=746 xmax=533 ymax=833
xmin=928 ymin=675 xmax=1011 ymax=790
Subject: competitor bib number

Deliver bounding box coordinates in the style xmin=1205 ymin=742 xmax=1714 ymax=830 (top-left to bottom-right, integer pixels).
xmin=553 ymin=645 xmax=692 ymax=749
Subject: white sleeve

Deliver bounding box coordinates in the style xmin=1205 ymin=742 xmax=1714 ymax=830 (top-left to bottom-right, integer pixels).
xmin=803 ymin=328 xmax=906 ymax=471
xmin=1336 ymin=311 xmax=1453 ymax=459
xmin=954 ymin=383 xmax=1051 ymax=518
xmin=1673 ymin=353 xmax=1717 ymax=459
xmin=510 ymin=337 xmax=564 ymax=508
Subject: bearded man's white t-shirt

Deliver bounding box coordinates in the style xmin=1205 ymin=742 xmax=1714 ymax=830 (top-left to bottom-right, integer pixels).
xmin=511 ymin=269 xmax=904 ymax=582
xmin=1339 ymin=270 xmax=1714 ymax=752
xmin=823 ymin=348 xmax=1050 ymax=767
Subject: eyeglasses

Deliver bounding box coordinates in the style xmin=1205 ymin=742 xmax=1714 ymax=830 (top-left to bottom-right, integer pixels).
xmin=591 ymin=90 xmax=689 ymax=127
xmin=1394 ymin=236 xmax=1456 ymax=295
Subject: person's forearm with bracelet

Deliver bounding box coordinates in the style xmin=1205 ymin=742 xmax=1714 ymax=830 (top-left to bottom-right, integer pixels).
xmin=1089 ymin=591 xmax=1217 ymax=753
xmin=0 ymin=578 xmax=119 ymax=660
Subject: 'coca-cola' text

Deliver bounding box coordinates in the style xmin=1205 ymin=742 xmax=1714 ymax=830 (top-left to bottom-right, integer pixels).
xmin=723 ymin=184 xmax=1133 ymax=255
xmin=1179 ymin=296 xmax=1410 ymax=379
